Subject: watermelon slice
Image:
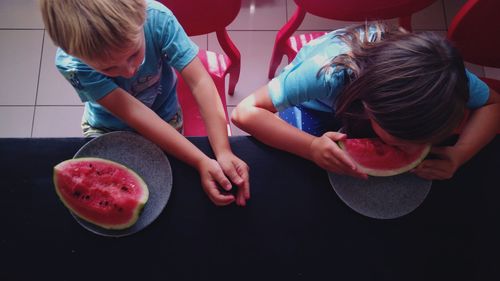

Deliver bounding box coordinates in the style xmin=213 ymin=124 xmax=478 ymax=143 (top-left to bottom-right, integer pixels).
xmin=53 ymin=157 xmax=149 ymax=230
xmin=339 ymin=138 xmax=431 ymax=177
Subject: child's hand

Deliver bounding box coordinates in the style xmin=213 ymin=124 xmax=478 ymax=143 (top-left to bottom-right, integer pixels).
xmin=197 ymin=157 xmax=236 ymax=206
xmin=216 ymin=152 xmax=250 ymax=207
xmin=411 ymin=146 xmax=461 ymax=180
xmin=310 ymin=132 xmax=368 ymax=179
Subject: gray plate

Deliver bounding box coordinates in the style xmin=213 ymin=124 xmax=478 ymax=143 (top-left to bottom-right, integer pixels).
xmin=328 ymin=172 xmax=432 ymax=219
xmin=73 ymin=131 xmax=172 ymax=237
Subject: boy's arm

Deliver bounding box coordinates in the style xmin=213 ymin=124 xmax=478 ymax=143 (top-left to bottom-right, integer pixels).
xmin=413 ymin=88 xmax=500 ymax=180
xmin=178 ymin=57 xmax=250 ymax=206
xmin=231 ymin=85 xmax=367 ymax=179
xmin=179 ymin=57 xmax=230 ymax=158
xmin=97 ymin=87 xmax=236 ymax=206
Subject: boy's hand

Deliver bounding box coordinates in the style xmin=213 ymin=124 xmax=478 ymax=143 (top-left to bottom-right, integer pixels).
xmin=412 ymin=146 xmax=461 ymax=180
xmin=310 ymin=132 xmax=368 ymax=179
xmin=198 ymin=158 xmax=236 ymax=206
xmin=216 ymin=152 xmax=250 ymax=207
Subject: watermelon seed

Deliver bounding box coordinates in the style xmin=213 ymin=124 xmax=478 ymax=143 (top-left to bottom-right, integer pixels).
xmin=85 ymin=195 xmax=90 ymax=200
xmin=121 ymin=186 xmax=128 ymax=192
xmin=73 ymin=191 xmax=81 ymax=197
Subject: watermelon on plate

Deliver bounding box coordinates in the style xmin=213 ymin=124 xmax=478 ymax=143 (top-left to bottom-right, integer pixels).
xmin=53 ymin=157 xmax=149 ymax=230
xmin=339 ymin=138 xmax=431 ymax=177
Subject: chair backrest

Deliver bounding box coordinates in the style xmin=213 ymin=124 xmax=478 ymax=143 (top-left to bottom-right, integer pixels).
xmin=293 ymin=0 xmax=436 ymax=21
xmin=159 ymin=0 xmax=241 ymax=36
xmin=447 ymin=0 xmax=500 ymax=68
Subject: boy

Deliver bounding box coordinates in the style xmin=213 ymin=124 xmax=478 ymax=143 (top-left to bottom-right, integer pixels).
xmin=40 ymin=0 xmax=250 ymax=206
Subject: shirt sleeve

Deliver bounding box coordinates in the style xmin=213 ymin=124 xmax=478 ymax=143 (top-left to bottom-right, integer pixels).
xmin=268 ymin=55 xmax=346 ymax=111
xmin=153 ymin=6 xmax=199 ymax=72
xmin=55 ymin=48 xmax=118 ymax=102
xmin=466 ymin=69 xmax=490 ymax=109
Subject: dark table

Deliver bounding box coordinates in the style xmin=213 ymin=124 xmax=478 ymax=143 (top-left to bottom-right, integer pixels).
xmin=1 ymin=136 xmax=499 ymax=280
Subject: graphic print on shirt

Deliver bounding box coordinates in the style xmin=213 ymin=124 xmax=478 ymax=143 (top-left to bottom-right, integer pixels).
xmin=130 ymin=59 xmax=163 ymax=107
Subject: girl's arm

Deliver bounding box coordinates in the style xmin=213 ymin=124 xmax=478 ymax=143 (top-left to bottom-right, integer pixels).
xmin=97 ymin=87 xmax=239 ymax=206
xmin=413 ymin=88 xmax=500 ymax=180
xmin=232 ymin=85 xmax=367 ymax=179
xmin=454 ymin=88 xmax=500 ymax=163
xmin=179 ymin=57 xmax=250 ymax=206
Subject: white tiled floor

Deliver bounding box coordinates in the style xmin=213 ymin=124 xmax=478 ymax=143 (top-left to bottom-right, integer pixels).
xmin=0 ymin=0 xmax=498 ymax=137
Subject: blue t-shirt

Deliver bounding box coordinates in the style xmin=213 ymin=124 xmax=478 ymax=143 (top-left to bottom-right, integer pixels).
xmin=56 ymin=0 xmax=199 ymax=131
xmin=269 ymin=28 xmax=490 ymax=113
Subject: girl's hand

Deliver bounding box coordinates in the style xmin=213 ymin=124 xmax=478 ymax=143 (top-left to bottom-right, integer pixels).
xmin=197 ymin=158 xmax=236 ymax=206
xmin=310 ymin=132 xmax=368 ymax=179
xmin=216 ymin=152 xmax=250 ymax=206
xmin=411 ymin=146 xmax=462 ymax=180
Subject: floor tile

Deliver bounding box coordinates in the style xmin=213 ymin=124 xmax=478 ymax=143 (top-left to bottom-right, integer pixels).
xmin=209 ymin=31 xmax=280 ymax=106
xmin=0 ymin=106 xmax=34 ymax=137
xmin=37 ymin=32 xmax=81 ymax=105
xmin=228 ymin=0 xmax=287 ymax=31
xmin=411 ymin=0 xmax=447 ymax=31
xmin=190 ymin=35 xmax=208 ymax=50
xmin=32 ymin=106 xmax=84 ymax=137
xmin=484 ymin=67 xmax=500 ymax=81
xmin=0 ymin=30 xmax=43 ymax=105
xmin=287 ymin=0 xmax=360 ymax=31
xmin=0 ymin=0 xmax=44 ymax=29
xmin=443 ymin=0 xmax=467 ymax=28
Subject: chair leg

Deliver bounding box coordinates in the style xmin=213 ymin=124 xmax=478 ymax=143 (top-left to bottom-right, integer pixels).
xmin=217 ymin=29 xmax=241 ymax=96
xmin=268 ymin=7 xmax=306 ymax=79
xmin=228 ymin=60 xmax=240 ymax=96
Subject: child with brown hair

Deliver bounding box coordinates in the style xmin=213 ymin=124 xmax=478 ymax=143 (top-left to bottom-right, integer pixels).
xmin=232 ymin=23 xmax=500 ymax=180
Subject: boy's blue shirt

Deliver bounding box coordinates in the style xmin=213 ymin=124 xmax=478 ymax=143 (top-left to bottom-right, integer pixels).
xmin=55 ymin=0 xmax=199 ymax=131
xmin=269 ymin=28 xmax=490 ymax=112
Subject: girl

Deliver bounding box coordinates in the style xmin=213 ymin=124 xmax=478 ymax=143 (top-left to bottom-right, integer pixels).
xmin=232 ymin=23 xmax=500 ymax=180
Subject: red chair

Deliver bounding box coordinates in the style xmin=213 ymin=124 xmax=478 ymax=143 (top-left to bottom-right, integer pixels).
xmin=447 ymin=0 xmax=500 ymax=133
xmin=268 ymin=0 xmax=437 ymax=78
xmin=159 ymin=0 xmax=241 ymax=136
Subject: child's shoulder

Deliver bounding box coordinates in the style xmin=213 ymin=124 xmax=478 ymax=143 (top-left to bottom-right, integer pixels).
xmin=145 ymin=0 xmax=174 ymax=17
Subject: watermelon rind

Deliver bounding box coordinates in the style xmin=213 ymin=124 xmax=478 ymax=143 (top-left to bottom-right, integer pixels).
xmin=53 ymin=157 xmax=149 ymax=230
xmin=339 ymin=140 xmax=431 ymax=177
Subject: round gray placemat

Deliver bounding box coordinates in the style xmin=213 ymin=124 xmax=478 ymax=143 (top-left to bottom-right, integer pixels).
xmin=73 ymin=131 xmax=172 ymax=237
xmin=328 ymin=172 xmax=432 ymax=219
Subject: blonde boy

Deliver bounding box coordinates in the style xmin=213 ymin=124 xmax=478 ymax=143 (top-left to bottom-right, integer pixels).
xmin=40 ymin=0 xmax=250 ymax=206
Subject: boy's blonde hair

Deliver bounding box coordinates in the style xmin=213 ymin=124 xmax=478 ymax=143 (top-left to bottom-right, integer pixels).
xmin=40 ymin=0 xmax=147 ymax=61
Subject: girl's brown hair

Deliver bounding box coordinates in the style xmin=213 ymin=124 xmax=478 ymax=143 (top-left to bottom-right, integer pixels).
xmin=321 ymin=23 xmax=469 ymax=143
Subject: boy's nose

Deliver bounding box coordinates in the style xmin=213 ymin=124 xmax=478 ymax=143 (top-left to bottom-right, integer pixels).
xmin=122 ymin=65 xmax=137 ymax=78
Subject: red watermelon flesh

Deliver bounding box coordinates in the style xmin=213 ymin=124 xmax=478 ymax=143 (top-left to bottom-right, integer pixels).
xmin=53 ymin=158 xmax=149 ymax=230
xmin=339 ymin=138 xmax=430 ymax=177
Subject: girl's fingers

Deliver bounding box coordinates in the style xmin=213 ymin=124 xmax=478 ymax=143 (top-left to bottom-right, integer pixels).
xmin=413 ymin=166 xmax=449 ymax=180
